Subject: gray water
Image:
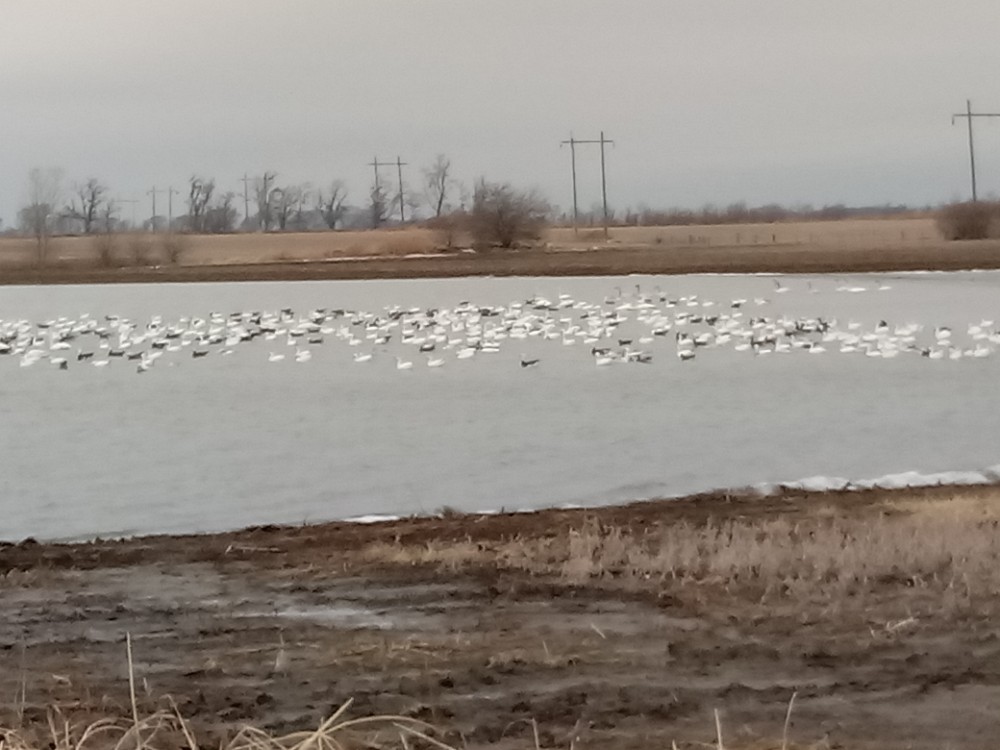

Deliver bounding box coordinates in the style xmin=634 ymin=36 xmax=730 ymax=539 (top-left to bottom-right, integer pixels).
xmin=2 ymin=271 xmax=999 ymax=542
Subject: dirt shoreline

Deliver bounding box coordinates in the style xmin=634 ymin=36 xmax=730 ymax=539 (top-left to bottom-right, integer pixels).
xmin=3 ymin=239 xmax=1000 ymax=285
xmin=4 ymin=483 xmax=1000 ymax=749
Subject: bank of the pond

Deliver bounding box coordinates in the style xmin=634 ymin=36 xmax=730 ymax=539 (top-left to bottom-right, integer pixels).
xmin=3 ymin=239 xmax=1000 ymax=285
xmin=3 ymin=482 xmax=1000 ymax=750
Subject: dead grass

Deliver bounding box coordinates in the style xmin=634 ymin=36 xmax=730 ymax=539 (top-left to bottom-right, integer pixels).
xmin=936 ymin=200 xmax=1000 ymax=240
xmin=0 ymin=229 xmax=441 ymax=269
xmin=0 ymin=700 xmax=450 ymax=750
xmin=0 ymin=700 xmax=831 ymax=750
xmin=546 ymin=217 xmax=942 ymax=249
xmin=160 ymin=233 xmax=190 ymax=265
xmin=126 ymin=234 xmax=154 ymax=267
xmin=0 ymin=632 xmax=829 ymax=750
xmin=361 ymin=492 xmax=1000 ymax=605
xmin=0 ymin=218 xmax=943 ymax=270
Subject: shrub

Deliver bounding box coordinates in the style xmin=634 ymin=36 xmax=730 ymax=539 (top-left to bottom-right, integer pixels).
xmin=91 ymin=231 xmax=118 ymax=267
xmin=936 ymin=200 xmax=1000 ymax=240
xmin=424 ymin=212 xmax=467 ymax=250
xmin=469 ymin=179 xmax=550 ymax=249
xmin=126 ymin=233 xmax=153 ymax=266
xmin=160 ymin=232 xmax=190 ymax=265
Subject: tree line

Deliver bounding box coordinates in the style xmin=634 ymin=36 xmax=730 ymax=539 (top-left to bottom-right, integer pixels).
xmin=13 ymin=156 xmax=460 ymax=235
xmin=8 ymin=157 xmax=555 ymax=265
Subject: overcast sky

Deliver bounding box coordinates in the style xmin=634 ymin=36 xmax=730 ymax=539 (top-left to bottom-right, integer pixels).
xmin=3 ymin=1 xmax=1000 ymax=226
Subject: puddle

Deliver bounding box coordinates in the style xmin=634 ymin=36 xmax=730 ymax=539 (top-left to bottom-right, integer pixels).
xmin=243 ymin=604 xmax=398 ymax=629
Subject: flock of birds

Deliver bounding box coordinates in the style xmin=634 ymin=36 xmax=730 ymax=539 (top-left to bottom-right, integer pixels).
xmin=2 ymin=279 xmax=1000 ymax=374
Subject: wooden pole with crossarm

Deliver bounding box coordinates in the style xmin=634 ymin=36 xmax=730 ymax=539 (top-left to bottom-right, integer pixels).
xmin=561 ymin=132 xmax=614 ymax=239
xmin=953 ymin=99 xmax=1000 ymax=202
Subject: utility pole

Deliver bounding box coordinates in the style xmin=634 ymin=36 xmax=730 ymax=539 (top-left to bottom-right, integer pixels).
xmin=256 ymin=172 xmax=276 ymax=231
xmin=396 ymin=156 xmax=408 ymax=223
xmin=167 ymin=187 xmax=178 ymax=231
xmin=952 ymin=99 xmax=1000 ymax=202
xmin=370 ymin=155 xmax=388 ymax=190
xmin=559 ymin=135 xmax=579 ymax=235
xmin=369 ymin=156 xmax=406 ymax=227
xmin=560 ymin=131 xmax=614 ymax=239
xmin=240 ymin=173 xmax=252 ymax=227
xmin=599 ymin=130 xmax=611 ymax=238
xmin=147 ymin=186 xmax=164 ymax=232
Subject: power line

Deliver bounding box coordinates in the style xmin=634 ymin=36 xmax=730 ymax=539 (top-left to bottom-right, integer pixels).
xmin=369 ymin=156 xmax=390 ymax=190
xmin=952 ymin=99 xmax=1000 ymax=202
xmin=561 ymin=131 xmax=614 ymax=239
xmin=117 ymin=197 xmax=139 ymax=229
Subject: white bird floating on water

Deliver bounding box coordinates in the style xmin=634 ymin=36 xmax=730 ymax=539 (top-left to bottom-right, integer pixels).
xmin=0 ymin=280 xmax=996 ymax=379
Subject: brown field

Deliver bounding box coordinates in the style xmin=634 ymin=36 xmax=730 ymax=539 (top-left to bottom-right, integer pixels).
xmin=547 ymin=217 xmax=942 ymax=250
xmin=4 ymin=484 xmax=1000 ymax=749
xmin=4 ymin=217 xmax=1000 ymax=285
xmin=0 ymin=218 xmax=943 ymax=265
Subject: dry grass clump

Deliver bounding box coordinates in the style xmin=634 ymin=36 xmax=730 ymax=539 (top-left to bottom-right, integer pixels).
xmin=422 ymin=215 xmax=469 ymax=250
xmin=160 ymin=233 xmax=190 ymax=265
xmin=936 ymin=200 xmax=1000 ymax=240
xmin=363 ymin=494 xmax=1000 ymax=602
xmin=86 ymin=232 xmax=191 ymax=268
xmin=90 ymin=232 xmax=118 ymax=268
xmin=126 ymin=234 xmax=154 ymax=266
xmin=370 ymin=232 xmax=438 ymax=257
xmin=0 ymin=698 xmax=449 ymax=750
xmin=360 ymin=540 xmax=484 ymax=571
xmin=2 ymin=633 xmax=451 ymax=750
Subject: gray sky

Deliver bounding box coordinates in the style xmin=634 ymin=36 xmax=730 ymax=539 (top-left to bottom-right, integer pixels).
xmin=4 ymin=1 xmax=1000 ymax=226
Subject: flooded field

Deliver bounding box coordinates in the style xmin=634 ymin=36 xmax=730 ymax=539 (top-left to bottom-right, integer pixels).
xmin=3 ymin=271 xmax=1000 ymax=541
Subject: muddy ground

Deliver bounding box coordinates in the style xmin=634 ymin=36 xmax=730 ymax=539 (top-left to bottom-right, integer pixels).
xmin=3 ymin=486 xmax=1000 ymax=749
xmin=3 ymin=239 xmax=1000 ymax=285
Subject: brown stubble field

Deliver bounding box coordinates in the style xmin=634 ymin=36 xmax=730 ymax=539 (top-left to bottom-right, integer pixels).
xmin=4 ymin=484 xmax=1000 ymax=749
xmin=3 ymin=217 xmax=1000 ymax=284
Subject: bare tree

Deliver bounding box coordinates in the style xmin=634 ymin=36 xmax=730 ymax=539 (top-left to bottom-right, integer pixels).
xmin=92 ymin=198 xmax=120 ymax=267
xmin=99 ymin=198 xmax=119 ymax=234
xmin=317 ymin=180 xmax=348 ymax=230
xmin=469 ymin=178 xmax=550 ymax=249
xmin=204 ymin=192 xmax=238 ymax=233
xmin=19 ymin=167 xmax=64 ymax=264
xmin=292 ymin=185 xmax=312 ymax=230
xmin=64 ymin=178 xmax=109 ymax=234
xmin=404 ymin=189 xmax=423 ymax=222
xmin=369 ymin=183 xmax=391 ymax=229
xmin=423 ymin=154 xmax=456 ymax=218
xmin=254 ymin=171 xmax=277 ymax=231
xmin=187 ymin=176 xmax=215 ymax=233
xmin=272 ymin=184 xmax=309 ymax=231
